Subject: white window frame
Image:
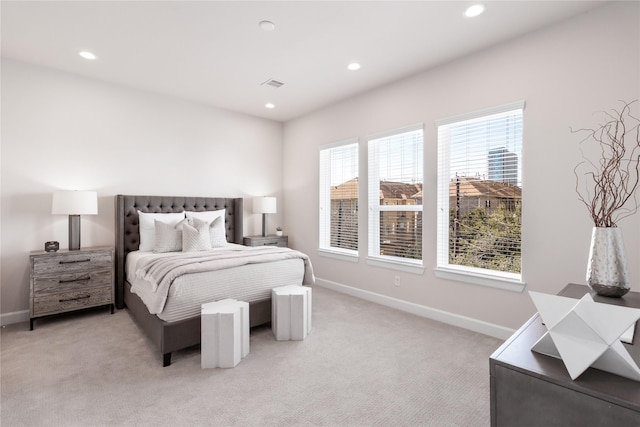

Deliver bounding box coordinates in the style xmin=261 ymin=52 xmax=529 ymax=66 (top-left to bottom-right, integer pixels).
xmin=367 ymin=124 xmax=424 ymax=274
xmin=435 ymin=101 xmax=526 ymax=292
xmin=319 ymin=139 xmax=359 ymax=262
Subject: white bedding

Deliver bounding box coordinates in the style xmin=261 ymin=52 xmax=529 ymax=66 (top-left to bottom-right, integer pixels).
xmin=126 ymin=244 xmax=311 ymax=322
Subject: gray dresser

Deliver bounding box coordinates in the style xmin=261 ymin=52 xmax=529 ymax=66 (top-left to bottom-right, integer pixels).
xmin=29 ymin=246 xmax=114 ymax=330
xmin=490 ymin=283 xmax=640 ymax=426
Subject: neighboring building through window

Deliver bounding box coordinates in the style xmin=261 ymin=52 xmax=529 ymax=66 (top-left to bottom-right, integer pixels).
xmin=319 ymin=140 xmax=359 ymax=256
xmin=368 ymin=125 xmax=423 ymax=266
xmin=488 ymin=147 xmax=519 ymax=185
xmin=436 ymin=102 xmax=524 ymax=281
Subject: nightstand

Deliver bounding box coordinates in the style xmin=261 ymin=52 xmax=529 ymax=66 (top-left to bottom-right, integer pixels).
xmin=29 ymin=246 xmax=115 ymax=330
xmin=243 ymin=235 xmax=288 ymax=248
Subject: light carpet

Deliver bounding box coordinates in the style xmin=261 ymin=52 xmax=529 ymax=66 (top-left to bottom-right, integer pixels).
xmin=1 ymin=285 xmax=502 ymax=426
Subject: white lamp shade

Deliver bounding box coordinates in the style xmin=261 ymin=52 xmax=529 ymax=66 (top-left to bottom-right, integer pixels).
xmin=52 ymin=191 xmax=98 ymax=215
xmin=253 ymin=196 xmax=276 ymax=214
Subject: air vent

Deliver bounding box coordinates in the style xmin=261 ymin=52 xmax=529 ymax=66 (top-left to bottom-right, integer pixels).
xmin=261 ymin=78 xmax=284 ymax=88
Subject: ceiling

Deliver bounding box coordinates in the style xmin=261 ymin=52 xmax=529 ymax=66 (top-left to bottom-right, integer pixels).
xmin=1 ymin=1 xmax=608 ymax=122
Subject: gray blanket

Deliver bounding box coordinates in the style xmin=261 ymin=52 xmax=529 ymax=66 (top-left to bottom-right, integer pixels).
xmin=135 ymin=246 xmax=315 ymax=303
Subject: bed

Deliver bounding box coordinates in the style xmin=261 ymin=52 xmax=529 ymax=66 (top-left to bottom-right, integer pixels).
xmin=115 ymin=194 xmax=309 ymax=367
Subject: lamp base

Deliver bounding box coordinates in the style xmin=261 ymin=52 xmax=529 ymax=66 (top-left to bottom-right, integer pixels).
xmin=69 ymin=215 xmax=81 ymax=250
xmin=262 ymin=213 xmax=268 ymax=237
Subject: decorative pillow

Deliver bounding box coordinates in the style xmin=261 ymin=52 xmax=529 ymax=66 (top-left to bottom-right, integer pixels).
xmin=185 ymin=209 xmax=225 ymax=224
xmin=138 ymin=211 xmax=185 ymax=252
xmin=208 ymin=216 xmax=228 ymax=248
xmin=153 ymin=218 xmax=186 ymax=253
xmin=182 ymin=218 xmax=213 ymax=252
xmin=186 ymin=210 xmax=227 ymax=247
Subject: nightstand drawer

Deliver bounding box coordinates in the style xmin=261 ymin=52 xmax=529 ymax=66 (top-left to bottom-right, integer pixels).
xmin=32 ymin=269 xmax=112 ymax=295
xmin=32 ymin=252 xmax=112 ymax=275
xmin=243 ymin=235 xmax=288 ymax=247
xmin=256 ymin=237 xmax=283 ymax=246
xmin=33 ymin=286 xmax=113 ymax=316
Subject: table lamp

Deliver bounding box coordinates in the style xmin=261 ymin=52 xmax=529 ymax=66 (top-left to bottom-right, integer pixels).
xmin=253 ymin=196 xmax=276 ymax=237
xmin=52 ymin=190 xmax=98 ymax=250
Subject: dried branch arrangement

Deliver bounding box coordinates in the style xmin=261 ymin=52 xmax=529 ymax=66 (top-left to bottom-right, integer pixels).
xmin=572 ymin=100 xmax=640 ymax=227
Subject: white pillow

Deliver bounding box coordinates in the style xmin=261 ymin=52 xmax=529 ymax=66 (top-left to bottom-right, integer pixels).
xmin=208 ymin=217 xmax=228 ymax=248
xmin=153 ymin=218 xmax=186 ymax=253
xmin=182 ymin=218 xmax=213 ymax=252
xmin=138 ymin=211 xmax=185 ymax=252
xmin=186 ymin=210 xmax=227 ymax=247
xmin=185 ymin=209 xmax=225 ymax=224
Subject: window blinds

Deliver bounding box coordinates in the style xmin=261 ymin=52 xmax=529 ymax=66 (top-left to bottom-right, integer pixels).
xmin=368 ymin=125 xmax=423 ymax=263
xmin=319 ymin=141 xmax=359 ymax=254
xmin=437 ymin=102 xmax=524 ymax=276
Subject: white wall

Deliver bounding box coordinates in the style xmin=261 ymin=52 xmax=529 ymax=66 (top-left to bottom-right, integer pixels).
xmin=283 ymin=2 xmax=640 ymax=331
xmin=1 ymin=59 xmax=284 ymax=319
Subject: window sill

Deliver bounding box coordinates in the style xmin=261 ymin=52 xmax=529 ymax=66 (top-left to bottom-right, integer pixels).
xmin=434 ymin=266 xmax=525 ymax=292
xmin=318 ymin=248 xmax=359 ymax=263
xmin=366 ymin=257 xmax=424 ymax=275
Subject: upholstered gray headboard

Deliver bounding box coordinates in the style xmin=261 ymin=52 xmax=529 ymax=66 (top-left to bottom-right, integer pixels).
xmin=114 ymin=195 xmax=243 ymax=309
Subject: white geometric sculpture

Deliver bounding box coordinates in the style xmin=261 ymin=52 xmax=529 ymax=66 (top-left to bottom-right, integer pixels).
xmin=272 ymin=285 xmax=312 ymax=341
xmin=529 ymin=291 xmax=640 ymax=381
xmin=201 ymin=298 xmax=250 ymax=369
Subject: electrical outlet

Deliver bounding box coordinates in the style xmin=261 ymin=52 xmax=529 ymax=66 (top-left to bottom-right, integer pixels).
xmin=394 ymin=276 xmax=400 ymax=287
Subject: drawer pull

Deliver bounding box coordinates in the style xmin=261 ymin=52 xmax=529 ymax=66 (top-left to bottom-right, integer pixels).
xmin=59 ymin=276 xmax=91 ymax=284
xmin=59 ymin=258 xmax=91 ymax=264
xmin=59 ymin=294 xmax=91 ymax=303
xmin=263 ymin=242 xmax=278 ymax=246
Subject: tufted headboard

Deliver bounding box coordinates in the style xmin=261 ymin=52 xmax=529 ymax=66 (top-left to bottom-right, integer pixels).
xmin=114 ymin=194 xmax=243 ymax=309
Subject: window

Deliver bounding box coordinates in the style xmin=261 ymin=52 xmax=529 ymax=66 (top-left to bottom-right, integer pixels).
xmin=436 ymin=102 xmax=524 ymax=285
xmin=319 ymin=140 xmax=359 ymax=257
xmin=368 ymin=125 xmax=423 ymax=268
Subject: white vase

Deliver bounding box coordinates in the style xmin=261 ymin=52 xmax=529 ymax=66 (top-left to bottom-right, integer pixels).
xmin=586 ymin=227 xmax=630 ymax=297
xmin=276 ymin=230 xmax=283 ymax=237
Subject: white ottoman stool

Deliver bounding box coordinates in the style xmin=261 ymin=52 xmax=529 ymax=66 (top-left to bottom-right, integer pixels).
xmin=201 ymin=298 xmax=249 ymax=369
xmin=272 ymin=285 xmax=312 ymax=341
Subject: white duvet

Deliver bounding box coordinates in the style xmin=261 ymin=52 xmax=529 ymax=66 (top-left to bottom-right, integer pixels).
xmin=126 ymin=244 xmax=314 ymax=321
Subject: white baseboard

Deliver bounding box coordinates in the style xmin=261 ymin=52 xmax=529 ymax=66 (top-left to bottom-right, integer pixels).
xmin=315 ymin=278 xmax=516 ymax=340
xmin=0 ymin=310 xmax=29 ymax=326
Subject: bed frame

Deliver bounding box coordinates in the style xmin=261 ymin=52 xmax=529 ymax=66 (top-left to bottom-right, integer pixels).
xmin=115 ymin=194 xmax=272 ymax=367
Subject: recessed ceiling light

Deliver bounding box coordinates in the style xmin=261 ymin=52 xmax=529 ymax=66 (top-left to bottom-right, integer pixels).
xmin=347 ymin=63 xmax=361 ymax=71
xmin=259 ymin=20 xmax=276 ymax=31
xmin=265 ymin=103 xmax=275 ymax=109
xmin=464 ymin=4 xmax=485 ymax=18
xmin=78 ymin=51 xmax=97 ymax=60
